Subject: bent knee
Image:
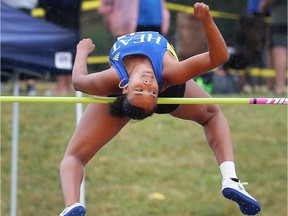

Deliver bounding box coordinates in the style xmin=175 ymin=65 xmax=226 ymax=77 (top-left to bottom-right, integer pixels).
xmin=195 ymin=104 xmax=222 ymax=126
xmin=60 ymin=154 xmax=85 ymax=171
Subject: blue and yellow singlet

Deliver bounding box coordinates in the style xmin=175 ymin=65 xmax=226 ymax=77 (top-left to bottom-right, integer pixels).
xmin=109 ymin=31 xmax=177 ymax=90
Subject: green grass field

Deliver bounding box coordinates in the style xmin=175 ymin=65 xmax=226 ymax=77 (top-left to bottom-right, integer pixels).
xmin=1 ymin=87 xmax=287 ymax=216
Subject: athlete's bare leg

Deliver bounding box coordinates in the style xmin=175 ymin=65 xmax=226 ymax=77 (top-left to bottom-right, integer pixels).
xmin=60 ymin=103 xmax=129 ymax=207
xmin=170 ymin=79 xmax=234 ymax=164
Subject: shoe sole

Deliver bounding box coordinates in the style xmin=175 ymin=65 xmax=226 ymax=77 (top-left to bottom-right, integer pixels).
xmin=63 ymin=206 xmax=86 ymax=216
xmin=222 ymin=188 xmax=261 ymax=215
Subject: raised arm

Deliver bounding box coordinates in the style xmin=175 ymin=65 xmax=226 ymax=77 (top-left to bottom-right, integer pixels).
xmin=72 ymin=38 xmax=119 ymax=96
xmin=164 ymin=2 xmax=229 ymax=85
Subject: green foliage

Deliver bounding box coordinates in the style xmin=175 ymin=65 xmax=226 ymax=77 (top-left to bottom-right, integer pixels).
xmin=1 ymin=93 xmax=287 ymax=216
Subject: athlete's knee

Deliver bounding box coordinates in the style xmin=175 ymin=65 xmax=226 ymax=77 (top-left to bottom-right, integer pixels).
xmin=197 ymin=104 xmax=222 ymax=126
xmin=60 ymin=153 xmax=85 ymax=170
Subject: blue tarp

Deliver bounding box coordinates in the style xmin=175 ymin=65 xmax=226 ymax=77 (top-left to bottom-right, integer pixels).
xmin=1 ymin=2 xmax=79 ymax=79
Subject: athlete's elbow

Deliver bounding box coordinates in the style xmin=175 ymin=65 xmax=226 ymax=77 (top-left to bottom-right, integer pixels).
xmin=215 ymin=51 xmax=229 ymax=66
xmin=222 ymin=50 xmax=230 ymax=63
xmin=72 ymin=81 xmax=80 ymax=91
xmin=72 ymin=77 xmax=81 ymax=91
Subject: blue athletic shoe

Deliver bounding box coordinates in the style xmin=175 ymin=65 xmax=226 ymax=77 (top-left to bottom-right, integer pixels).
xmin=59 ymin=203 xmax=86 ymax=216
xmin=222 ymin=178 xmax=261 ymax=215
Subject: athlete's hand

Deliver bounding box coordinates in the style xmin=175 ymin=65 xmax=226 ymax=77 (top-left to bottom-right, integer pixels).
xmin=193 ymin=2 xmax=212 ymax=24
xmin=77 ymin=38 xmax=95 ymax=55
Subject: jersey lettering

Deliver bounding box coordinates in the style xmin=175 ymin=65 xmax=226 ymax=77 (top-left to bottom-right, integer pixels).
xmin=147 ymin=34 xmax=161 ymax=44
xmin=112 ymin=33 xmax=162 ymax=55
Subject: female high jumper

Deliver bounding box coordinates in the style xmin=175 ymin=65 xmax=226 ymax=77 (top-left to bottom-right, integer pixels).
xmin=59 ymin=3 xmax=261 ymax=216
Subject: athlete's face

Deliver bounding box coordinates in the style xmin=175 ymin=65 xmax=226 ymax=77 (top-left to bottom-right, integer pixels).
xmin=123 ymin=71 xmax=159 ymax=112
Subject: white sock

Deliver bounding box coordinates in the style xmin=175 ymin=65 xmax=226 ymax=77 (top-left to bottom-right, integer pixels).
xmin=219 ymin=161 xmax=238 ymax=180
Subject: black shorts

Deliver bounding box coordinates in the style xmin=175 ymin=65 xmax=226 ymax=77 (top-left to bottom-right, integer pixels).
xmin=156 ymin=84 xmax=186 ymax=114
xmin=270 ymin=24 xmax=287 ymax=47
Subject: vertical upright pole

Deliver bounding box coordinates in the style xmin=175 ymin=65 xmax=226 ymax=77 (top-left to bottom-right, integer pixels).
xmin=11 ymin=72 xmax=19 ymax=216
xmin=75 ymin=90 xmax=85 ymax=206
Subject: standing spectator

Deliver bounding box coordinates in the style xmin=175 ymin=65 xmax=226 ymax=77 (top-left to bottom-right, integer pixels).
xmin=232 ymin=0 xmax=270 ymax=92
xmin=244 ymin=0 xmax=270 ymax=69
xmin=259 ymin=0 xmax=287 ymax=95
xmin=213 ymin=0 xmax=270 ymax=93
xmin=136 ymin=0 xmax=170 ymax=35
xmin=98 ymin=0 xmax=139 ymax=38
xmin=98 ymin=0 xmax=170 ymax=38
xmin=246 ymin=0 xmax=271 ymax=93
xmin=2 ymin=0 xmax=39 ymax=96
xmin=39 ymin=0 xmax=82 ymax=95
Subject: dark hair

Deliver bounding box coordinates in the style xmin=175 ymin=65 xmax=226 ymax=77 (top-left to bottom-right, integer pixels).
xmin=109 ymin=94 xmax=157 ymax=120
